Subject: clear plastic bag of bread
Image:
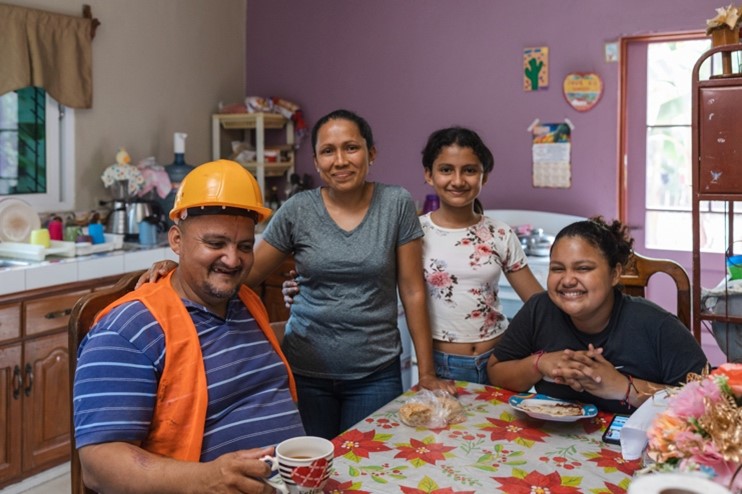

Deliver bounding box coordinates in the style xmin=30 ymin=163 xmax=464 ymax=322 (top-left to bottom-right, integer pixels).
xmin=398 ymin=389 xmax=466 ymax=428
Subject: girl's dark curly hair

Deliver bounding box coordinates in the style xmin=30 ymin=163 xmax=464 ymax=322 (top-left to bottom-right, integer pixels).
xmin=553 ymin=216 xmax=634 ymax=269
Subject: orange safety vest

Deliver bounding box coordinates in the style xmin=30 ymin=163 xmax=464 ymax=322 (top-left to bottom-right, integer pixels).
xmin=93 ymin=271 xmax=297 ymax=461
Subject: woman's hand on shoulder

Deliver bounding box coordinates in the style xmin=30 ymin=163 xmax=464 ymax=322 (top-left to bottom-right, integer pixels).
xmin=282 ymin=270 xmax=299 ymax=308
xmin=135 ymin=260 xmax=179 ymax=289
xmin=418 ymin=373 xmax=458 ymax=396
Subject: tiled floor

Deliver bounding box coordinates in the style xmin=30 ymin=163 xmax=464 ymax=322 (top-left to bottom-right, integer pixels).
xmin=1 ymin=463 xmax=70 ymax=494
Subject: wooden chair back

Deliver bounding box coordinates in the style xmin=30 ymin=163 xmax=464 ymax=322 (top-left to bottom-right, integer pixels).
xmin=619 ymin=251 xmax=697 ymax=342
xmin=67 ymin=270 xmax=145 ymax=494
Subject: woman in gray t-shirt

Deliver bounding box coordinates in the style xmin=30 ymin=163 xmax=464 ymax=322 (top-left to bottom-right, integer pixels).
xmin=252 ymin=109 xmax=456 ymax=439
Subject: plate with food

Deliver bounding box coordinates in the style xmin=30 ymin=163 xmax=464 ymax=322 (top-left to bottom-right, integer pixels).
xmin=508 ymin=393 xmax=597 ymax=422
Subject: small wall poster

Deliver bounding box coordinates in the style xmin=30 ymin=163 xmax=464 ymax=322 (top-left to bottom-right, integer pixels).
xmin=531 ymin=122 xmax=572 ymax=188
xmin=523 ymin=46 xmax=549 ymax=91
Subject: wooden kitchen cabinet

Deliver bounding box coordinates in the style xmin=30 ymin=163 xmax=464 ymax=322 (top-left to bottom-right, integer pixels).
xmin=0 ymin=275 xmax=122 ymax=489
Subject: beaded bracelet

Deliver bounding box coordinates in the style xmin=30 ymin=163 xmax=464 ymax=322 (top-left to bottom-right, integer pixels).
xmin=532 ymin=350 xmax=545 ymax=374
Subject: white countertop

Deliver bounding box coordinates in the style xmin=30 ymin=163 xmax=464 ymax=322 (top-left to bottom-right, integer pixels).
xmin=0 ymin=242 xmax=178 ymax=296
xmin=0 ymin=233 xmax=265 ymax=297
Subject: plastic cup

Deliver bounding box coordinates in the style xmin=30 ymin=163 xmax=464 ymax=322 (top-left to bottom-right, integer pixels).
xmin=727 ymin=255 xmax=742 ymax=280
xmin=29 ymin=228 xmax=51 ymax=248
xmin=87 ymin=224 xmax=106 ymax=245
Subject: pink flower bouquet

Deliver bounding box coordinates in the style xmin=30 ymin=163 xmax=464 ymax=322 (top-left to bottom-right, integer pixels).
xmin=647 ymin=363 xmax=742 ymax=491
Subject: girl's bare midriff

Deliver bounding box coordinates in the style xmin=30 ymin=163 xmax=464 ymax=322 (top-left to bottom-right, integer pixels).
xmin=433 ymin=334 xmax=503 ymax=356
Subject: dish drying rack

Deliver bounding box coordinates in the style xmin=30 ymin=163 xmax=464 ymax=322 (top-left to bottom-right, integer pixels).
xmin=0 ymin=234 xmax=124 ymax=262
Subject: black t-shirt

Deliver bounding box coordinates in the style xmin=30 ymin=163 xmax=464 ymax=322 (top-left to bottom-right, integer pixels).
xmin=493 ymin=289 xmax=707 ymax=413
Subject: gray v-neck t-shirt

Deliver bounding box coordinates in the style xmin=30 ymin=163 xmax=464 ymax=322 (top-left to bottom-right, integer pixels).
xmin=262 ymin=183 xmax=423 ymax=379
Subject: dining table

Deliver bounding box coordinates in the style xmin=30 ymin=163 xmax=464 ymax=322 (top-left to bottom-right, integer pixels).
xmin=326 ymin=381 xmax=642 ymax=493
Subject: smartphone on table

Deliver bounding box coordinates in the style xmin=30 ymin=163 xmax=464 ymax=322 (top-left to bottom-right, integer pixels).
xmin=602 ymin=414 xmax=629 ymax=445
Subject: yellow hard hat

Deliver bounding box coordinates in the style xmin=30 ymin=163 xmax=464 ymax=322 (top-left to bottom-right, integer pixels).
xmin=169 ymin=159 xmax=272 ymax=223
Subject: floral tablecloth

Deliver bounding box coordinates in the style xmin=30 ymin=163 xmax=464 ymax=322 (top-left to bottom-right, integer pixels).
xmin=327 ymin=382 xmax=641 ymax=493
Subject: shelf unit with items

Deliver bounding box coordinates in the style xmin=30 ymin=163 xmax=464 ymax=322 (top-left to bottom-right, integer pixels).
xmin=691 ymin=44 xmax=742 ymax=361
xmin=211 ymin=113 xmax=295 ymax=202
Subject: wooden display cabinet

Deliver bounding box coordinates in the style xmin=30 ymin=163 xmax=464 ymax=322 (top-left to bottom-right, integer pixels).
xmin=691 ymin=44 xmax=742 ymax=350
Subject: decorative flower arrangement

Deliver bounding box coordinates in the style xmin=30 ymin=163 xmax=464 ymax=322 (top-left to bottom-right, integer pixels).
xmin=646 ymin=363 xmax=742 ymax=491
xmin=100 ymin=147 xmax=144 ymax=197
xmin=707 ymin=4 xmax=742 ymax=34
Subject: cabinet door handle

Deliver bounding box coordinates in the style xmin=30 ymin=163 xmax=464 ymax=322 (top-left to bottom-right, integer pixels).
xmin=44 ymin=308 xmax=72 ymax=319
xmin=13 ymin=365 xmax=21 ymax=400
xmin=24 ymin=363 xmax=33 ymax=397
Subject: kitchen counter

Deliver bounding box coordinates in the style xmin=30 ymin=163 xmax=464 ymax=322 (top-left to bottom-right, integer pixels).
xmin=0 ymin=232 xmax=267 ymax=297
xmin=0 ymin=240 xmax=177 ymax=296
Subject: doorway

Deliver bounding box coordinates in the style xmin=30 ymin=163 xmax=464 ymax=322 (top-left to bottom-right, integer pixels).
xmin=618 ymin=32 xmax=728 ymax=364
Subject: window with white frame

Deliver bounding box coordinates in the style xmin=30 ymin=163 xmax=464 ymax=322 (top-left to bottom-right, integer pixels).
xmin=0 ymin=87 xmax=75 ymax=212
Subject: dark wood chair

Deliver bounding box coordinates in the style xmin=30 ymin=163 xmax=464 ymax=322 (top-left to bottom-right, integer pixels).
xmin=619 ymin=251 xmax=696 ymax=342
xmin=67 ymin=270 xmax=145 ymax=494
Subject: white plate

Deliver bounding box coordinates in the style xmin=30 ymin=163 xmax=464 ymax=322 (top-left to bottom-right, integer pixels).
xmin=0 ymin=198 xmax=41 ymax=243
xmin=509 ymin=394 xmax=598 ymax=422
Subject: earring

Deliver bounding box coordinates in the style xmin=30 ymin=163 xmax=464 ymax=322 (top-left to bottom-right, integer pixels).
xmin=370 ymin=161 xmax=374 ymax=165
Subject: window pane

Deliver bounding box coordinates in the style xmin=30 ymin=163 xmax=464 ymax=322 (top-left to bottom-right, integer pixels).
xmin=646 ymin=208 xmax=742 ymax=252
xmin=646 ymin=40 xmax=710 ymax=126
xmin=645 ymin=126 xmax=692 ymax=210
xmin=0 ymin=87 xmax=47 ymax=196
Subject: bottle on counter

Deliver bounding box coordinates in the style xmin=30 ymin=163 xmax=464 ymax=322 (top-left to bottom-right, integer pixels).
xmin=160 ymin=132 xmax=194 ymax=226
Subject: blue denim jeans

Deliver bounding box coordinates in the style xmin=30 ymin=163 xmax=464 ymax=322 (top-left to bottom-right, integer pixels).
xmin=294 ymin=359 xmax=402 ymax=439
xmin=434 ymin=348 xmax=493 ymax=384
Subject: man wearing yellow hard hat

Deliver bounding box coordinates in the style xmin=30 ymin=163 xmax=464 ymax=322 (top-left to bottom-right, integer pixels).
xmin=73 ymin=160 xmax=304 ymax=493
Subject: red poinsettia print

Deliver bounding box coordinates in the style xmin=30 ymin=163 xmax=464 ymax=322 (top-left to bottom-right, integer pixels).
xmin=585 ymin=447 xmax=641 ymax=476
xmin=399 ymin=475 xmax=476 ymax=494
xmin=583 ymin=412 xmax=612 ymax=434
xmin=333 ymin=429 xmax=392 ymax=461
xmin=394 ymin=437 xmax=456 ymax=465
xmin=479 ymin=416 xmax=549 ymax=444
xmin=492 ymin=470 xmax=583 ymax=493
xmin=400 ymin=487 xmax=476 ymax=494
xmin=324 ymin=478 xmax=372 ymax=494
xmin=474 ymin=386 xmax=514 ymax=404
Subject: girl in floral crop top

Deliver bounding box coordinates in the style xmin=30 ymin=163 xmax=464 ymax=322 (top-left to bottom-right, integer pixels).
xmin=421 ymin=127 xmax=543 ymax=384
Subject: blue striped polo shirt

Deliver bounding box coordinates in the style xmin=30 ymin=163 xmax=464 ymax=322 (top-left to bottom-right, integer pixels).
xmin=73 ymin=296 xmax=305 ymax=461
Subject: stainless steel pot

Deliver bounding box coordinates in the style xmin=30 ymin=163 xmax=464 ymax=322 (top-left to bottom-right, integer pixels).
xmin=527 ymin=228 xmax=555 ymax=257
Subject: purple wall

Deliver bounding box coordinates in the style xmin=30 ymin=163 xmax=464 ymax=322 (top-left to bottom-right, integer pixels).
xmin=246 ymin=0 xmax=717 ymax=217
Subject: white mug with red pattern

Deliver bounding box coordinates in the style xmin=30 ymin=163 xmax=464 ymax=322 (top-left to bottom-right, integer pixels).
xmin=262 ymin=436 xmax=334 ymax=494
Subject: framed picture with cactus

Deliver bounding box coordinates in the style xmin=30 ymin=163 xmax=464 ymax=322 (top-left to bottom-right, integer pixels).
xmin=523 ymin=46 xmax=549 ymax=91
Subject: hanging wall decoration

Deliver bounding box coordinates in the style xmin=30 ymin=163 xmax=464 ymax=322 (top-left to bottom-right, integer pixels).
xmin=563 ymin=72 xmax=603 ymax=112
xmin=523 ymin=46 xmax=549 ymax=91
xmin=528 ymin=118 xmax=573 ymax=188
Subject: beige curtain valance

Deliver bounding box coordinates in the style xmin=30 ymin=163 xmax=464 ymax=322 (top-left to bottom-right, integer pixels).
xmin=0 ymin=3 xmax=94 ymax=109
